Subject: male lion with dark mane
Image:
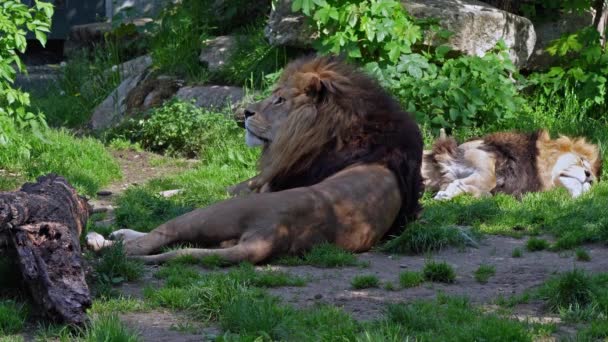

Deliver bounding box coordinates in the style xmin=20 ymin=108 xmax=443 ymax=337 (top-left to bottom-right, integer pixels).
xmin=87 ymin=55 xmax=423 ymax=264
xmin=422 ymin=129 xmax=601 ymax=200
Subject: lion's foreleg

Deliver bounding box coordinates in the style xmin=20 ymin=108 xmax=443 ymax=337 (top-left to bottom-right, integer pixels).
xmin=131 ymin=238 xmax=275 ymax=265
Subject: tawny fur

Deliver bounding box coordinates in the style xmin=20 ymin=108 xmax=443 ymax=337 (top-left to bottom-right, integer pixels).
xmin=422 ymin=129 xmax=601 ymax=200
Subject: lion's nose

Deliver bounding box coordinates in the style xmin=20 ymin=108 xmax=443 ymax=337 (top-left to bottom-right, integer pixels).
xmin=585 ymin=170 xmax=591 ymax=178
xmin=244 ymin=109 xmax=255 ymax=119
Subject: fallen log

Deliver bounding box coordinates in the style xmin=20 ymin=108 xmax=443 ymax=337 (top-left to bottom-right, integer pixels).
xmin=0 ymin=174 xmax=92 ymax=325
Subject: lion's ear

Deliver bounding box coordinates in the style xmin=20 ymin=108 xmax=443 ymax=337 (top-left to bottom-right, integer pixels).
xmin=301 ymin=72 xmax=323 ymax=97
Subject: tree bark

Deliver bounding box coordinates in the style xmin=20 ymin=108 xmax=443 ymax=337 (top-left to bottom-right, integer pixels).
xmin=0 ymin=174 xmax=92 ymax=325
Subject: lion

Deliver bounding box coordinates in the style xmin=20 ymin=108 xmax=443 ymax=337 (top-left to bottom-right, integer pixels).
xmin=86 ymin=55 xmax=423 ymax=264
xmin=421 ymin=129 xmax=602 ymax=200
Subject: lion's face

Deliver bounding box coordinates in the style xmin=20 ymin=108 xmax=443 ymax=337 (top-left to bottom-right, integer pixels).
xmin=243 ymin=86 xmax=310 ymax=147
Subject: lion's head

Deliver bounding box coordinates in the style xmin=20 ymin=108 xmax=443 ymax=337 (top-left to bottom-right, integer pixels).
xmin=242 ymin=55 xmax=424 ymax=234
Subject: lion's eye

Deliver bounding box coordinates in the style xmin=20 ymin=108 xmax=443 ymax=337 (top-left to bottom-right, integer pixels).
xmin=273 ymin=96 xmax=285 ymax=105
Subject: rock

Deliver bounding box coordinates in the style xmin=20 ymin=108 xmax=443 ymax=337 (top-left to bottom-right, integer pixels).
xmin=199 ymin=36 xmax=239 ymax=72
xmin=97 ymin=190 xmax=113 ymax=196
xmin=525 ymin=11 xmax=594 ymax=71
xmin=174 ymin=85 xmax=246 ymax=111
xmin=265 ymin=0 xmax=318 ymax=47
xmin=108 ymin=0 xmax=179 ymax=18
xmin=114 ymin=55 xmax=153 ymax=81
xmin=403 ymin=0 xmax=536 ymax=68
xmin=89 ymin=71 xmax=148 ymax=131
xmin=265 ymin=0 xmax=536 ymax=68
xmin=125 ymin=76 xmax=183 ymax=114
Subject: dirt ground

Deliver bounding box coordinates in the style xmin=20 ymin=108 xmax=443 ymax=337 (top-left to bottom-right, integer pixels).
xmin=85 ymin=151 xmax=608 ymax=341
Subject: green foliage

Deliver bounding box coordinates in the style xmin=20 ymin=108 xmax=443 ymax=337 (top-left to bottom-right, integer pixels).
xmin=398 ymin=271 xmax=424 ymax=288
xmin=90 ymin=241 xmax=144 ymax=290
xmin=369 ymin=43 xmax=525 ymax=130
xmin=384 ymin=296 xmax=538 ymax=341
xmin=297 ymin=0 xmax=526 ymax=130
xmin=526 ymin=238 xmax=550 ymax=252
xmin=539 ymin=269 xmax=596 ymax=312
xmin=0 ymin=300 xmax=27 ymax=335
xmin=0 ymin=0 xmax=52 ymax=144
xmin=275 ymin=243 xmax=362 ymax=268
xmin=528 ymin=26 xmax=608 ymax=112
xmin=114 ymin=100 xmax=245 ymax=158
xmin=382 ymin=224 xmax=476 ymax=254
xmin=474 ymin=264 xmax=496 ymax=284
xmin=575 ymin=248 xmax=591 ymax=262
xmin=422 ymin=260 xmax=456 ymax=283
xmin=79 ymin=314 xmax=141 ymax=342
xmin=512 ymin=248 xmax=523 ymax=258
xmin=299 ymin=0 xmax=424 ymax=64
xmin=351 ymin=275 xmax=380 ymax=289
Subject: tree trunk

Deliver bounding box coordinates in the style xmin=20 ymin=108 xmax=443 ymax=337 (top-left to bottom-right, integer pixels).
xmin=0 ymin=174 xmax=92 ymax=325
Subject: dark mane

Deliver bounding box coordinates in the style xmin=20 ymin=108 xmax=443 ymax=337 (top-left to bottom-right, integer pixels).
xmin=263 ymin=55 xmax=423 ymax=236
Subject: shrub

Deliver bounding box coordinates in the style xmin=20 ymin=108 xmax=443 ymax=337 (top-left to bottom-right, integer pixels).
xmin=0 ymin=0 xmax=53 ymax=145
xmin=115 ymin=100 xmax=243 ymax=158
xmin=423 ymin=261 xmax=456 ymax=283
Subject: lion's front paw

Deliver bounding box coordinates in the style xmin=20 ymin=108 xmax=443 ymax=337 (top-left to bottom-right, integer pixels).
xmin=434 ymin=191 xmax=452 ymax=200
xmin=86 ymin=232 xmax=113 ymax=251
xmin=110 ymin=229 xmax=147 ymax=242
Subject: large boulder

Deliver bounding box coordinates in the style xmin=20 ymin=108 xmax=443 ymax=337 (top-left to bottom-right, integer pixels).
xmin=175 ymin=86 xmax=246 ymax=111
xmin=199 ymin=36 xmax=239 ymax=73
xmin=88 ymin=55 xmax=154 ymax=131
xmin=265 ymin=0 xmax=536 ymax=67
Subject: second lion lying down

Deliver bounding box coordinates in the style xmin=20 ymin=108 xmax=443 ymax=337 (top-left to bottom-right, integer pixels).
xmin=87 ymin=55 xmax=423 ymax=264
xmin=422 ymin=129 xmax=602 ymax=200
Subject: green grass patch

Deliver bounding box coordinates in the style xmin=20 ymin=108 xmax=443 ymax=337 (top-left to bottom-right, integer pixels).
xmin=575 ymin=248 xmax=591 ymax=262
xmin=382 ymin=295 xmax=547 ymax=341
xmin=275 ymin=243 xmax=362 ymax=268
xmin=526 ymin=238 xmax=550 ymax=252
xmin=0 ymin=129 xmax=121 ymax=197
xmin=0 ymin=300 xmax=27 ymax=335
xmin=89 ymin=297 xmax=147 ymax=315
xmin=351 ymin=275 xmax=380 ymax=289
xmin=399 ymin=271 xmax=424 ymax=288
xmin=474 ymin=264 xmax=496 ymax=284
xmin=512 ymin=248 xmax=523 ymax=258
xmin=382 ymin=224 xmax=477 ymax=254
xmin=423 ymin=261 xmax=456 ymax=283
xmin=79 ymin=314 xmax=140 ymax=342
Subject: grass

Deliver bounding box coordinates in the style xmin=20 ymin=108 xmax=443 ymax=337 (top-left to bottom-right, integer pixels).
xmin=575 ymin=248 xmax=591 ymax=261
xmin=474 ymin=264 xmax=496 ymax=284
xmin=89 ymin=241 xmax=144 ymax=295
xmin=275 ymin=243 xmax=363 ymax=268
xmin=382 ymin=223 xmax=477 ymax=254
xmin=423 ymin=260 xmax=456 ymax=283
xmin=383 ymin=295 xmax=547 ymax=341
xmin=0 ymin=129 xmax=121 ymax=196
xmin=539 ymin=269 xmax=595 ymax=312
xmin=351 ymin=275 xmax=380 ymax=289
xmin=0 ymin=301 xmax=27 ymax=335
xmin=399 ymin=271 xmax=424 ymax=288
xmin=79 ymin=314 xmax=140 ymax=342
xmin=512 ymin=248 xmax=523 ymax=258
xmin=526 ymin=238 xmax=550 ymax=252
